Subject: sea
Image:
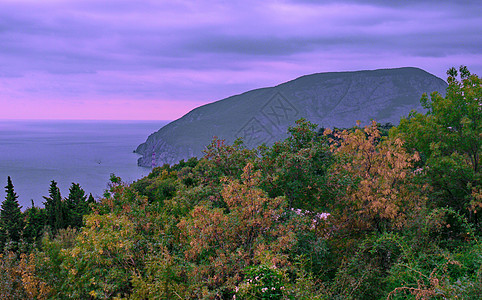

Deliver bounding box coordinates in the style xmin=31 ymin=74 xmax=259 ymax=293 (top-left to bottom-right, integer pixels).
xmin=0 ymin=120 xmax=169 ymax=209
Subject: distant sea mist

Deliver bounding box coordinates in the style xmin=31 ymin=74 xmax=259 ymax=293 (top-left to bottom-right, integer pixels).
xmin=0 ymin=120 xmax=169 ymax=209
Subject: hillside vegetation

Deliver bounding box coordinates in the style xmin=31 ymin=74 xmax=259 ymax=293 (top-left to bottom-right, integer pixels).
xmin=0 ymin=66 xmax=481 ymax=299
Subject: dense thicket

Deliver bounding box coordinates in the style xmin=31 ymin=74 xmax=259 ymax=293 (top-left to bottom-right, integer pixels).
xmin=0 ymin=66 xmax=480 ymax=299
xmin=0 ymin=180 xmax=91 ymax=252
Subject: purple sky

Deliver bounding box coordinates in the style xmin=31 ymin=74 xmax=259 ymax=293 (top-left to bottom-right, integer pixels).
xmin=1 ymin=0 xmax=480 ymax=120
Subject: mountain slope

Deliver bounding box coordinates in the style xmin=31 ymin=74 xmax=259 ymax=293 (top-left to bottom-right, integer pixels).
xmin=136 ymin=67 xmax=447 ymax=167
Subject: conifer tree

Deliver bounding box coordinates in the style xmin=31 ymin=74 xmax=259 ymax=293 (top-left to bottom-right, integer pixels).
xmin=0 ymin=176 xmax=24 ymax=249
xmin=65 ymin=183 xmax=88 ymax=228
xmin=87 ymin=193 xmax=95 ymax=205
xmin=43 ymin=180 xmax=65 ymax=233
xmin=23 ymin=200 xmax=46 ymax=244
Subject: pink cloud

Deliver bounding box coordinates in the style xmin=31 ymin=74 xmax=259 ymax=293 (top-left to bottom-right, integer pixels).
xmin=0 ymin=0 xmax=480 ymax=120
xmin=0 ymin=97 xmax=200 ymax=120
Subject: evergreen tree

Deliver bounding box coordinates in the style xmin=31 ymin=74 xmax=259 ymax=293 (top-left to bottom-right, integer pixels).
xmin=43 ymin=180 xmax=65 ymax=233
xmin=87 ymin=193 xmax=95 ymax=205
xmin=23 ymin=200 xmax=46 ymax=244
xmin=0 ymin=176 xmax=24 ymax=249
xmin=65 ymin=183 xmax=88 ymax=228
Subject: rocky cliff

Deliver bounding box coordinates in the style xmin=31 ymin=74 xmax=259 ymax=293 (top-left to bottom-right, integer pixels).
xmin=136 ymin=67 xmax=447 ymax=167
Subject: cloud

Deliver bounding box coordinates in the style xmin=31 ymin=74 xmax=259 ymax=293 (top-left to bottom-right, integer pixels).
xmin=0 ymin=0 xmax=480 ymax=119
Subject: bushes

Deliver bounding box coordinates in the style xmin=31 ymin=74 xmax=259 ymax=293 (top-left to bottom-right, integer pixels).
xmin=1 ymin=67 xmax=480 ymax=299
xmin=237 ymin=264 xmax=287 ymax=300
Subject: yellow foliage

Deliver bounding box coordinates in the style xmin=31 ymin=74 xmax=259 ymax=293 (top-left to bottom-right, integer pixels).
xmin=327 ymin=121 xmax=423 ymax=232
xmin=0 ymin=252 xmax=51 ymax=300
xmin=58 ymin=213 xmax=141 ymax=299
xmin=178 ymin=163 xmax=294 ymax=294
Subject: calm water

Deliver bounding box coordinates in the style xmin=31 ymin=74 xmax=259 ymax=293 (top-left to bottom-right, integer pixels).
xmin=0 ymin=120 xmax=168 ymax=209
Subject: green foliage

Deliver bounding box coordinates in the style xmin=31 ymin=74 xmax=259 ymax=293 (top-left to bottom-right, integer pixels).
xmin=130 ymin=246 xmax=189 ymax=300
xmin=259 ymin=119 xmax=332 ymax=211
xmin=65 ymin=182 xmax=89 ymax=228
xmin=291 ymin=230 xmax=329 ymax=277
xmin=385 ymin=242 xmax=482 ymax=299
xmin=23 ymin=201 xmax=46 ymax=245
xmin=60 ymin=214 xmax=142 ymax=299
xmin=35 ymin=228 xmax=78 ymax=299
xmin=132 ymin=168 xmax=178 ymax=204
xmin=2 ymin=66 xmax=481 ymax=299
xmin=392 ymin=66 xmax=481 ymax=228
xmin=43 ymin=180 xmax=66 ymax=234
xmin=1 ymin=177 xmax=24 ymax=251
xmin=87 ymin=193 xmax=95 ymax=205
xmin=237 ymin=264 xmax=287 ymax=300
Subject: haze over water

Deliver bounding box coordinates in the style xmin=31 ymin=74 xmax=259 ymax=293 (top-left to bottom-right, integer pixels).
xmin=0 ymin=120 xmax=168 ymax=209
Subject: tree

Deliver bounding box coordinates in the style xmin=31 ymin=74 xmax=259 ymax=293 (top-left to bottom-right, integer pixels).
xmin=327 ymin=121 xmax=421 ymax=234
xmin=0 ymin=176 xmax=24 ymax=249
xmin=60 ymin=214 xmax=142 ymax=299
xmin=65 ymin=183 xmax=88 ymax=228
xmin=43 ymin=180 xmax=65 ymax=233
xmin=23 ymin=200 xmax=46 ymax=245
xmin=393 ymin=66 xmax=481 ymax=226
xmin=87 ymin=193 xmax=95 ymax=205
xmin=178 ymin=163 xmax=297 ymax=298
xmin=259 ymin=118 xmax=332 ymax=211
xmin=0 ymin=252 xmax=51 ymax=299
